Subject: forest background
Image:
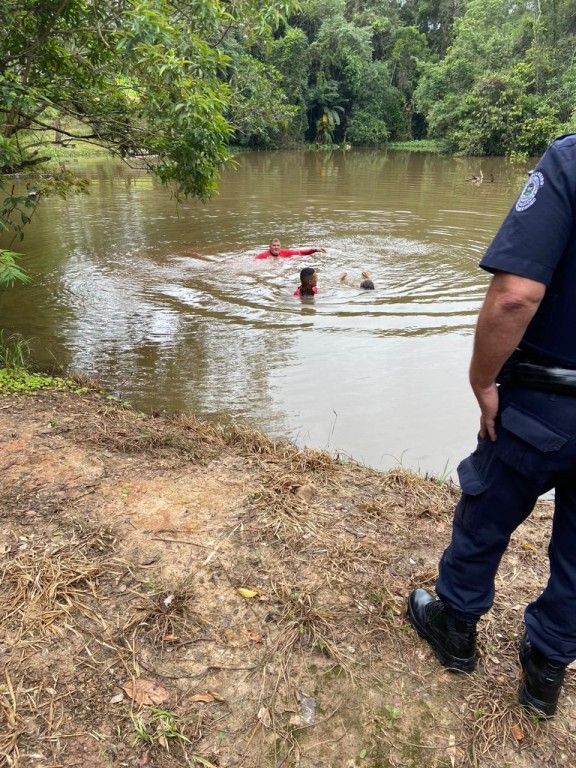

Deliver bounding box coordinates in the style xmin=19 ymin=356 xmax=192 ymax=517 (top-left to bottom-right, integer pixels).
xmin=2 ymin=0 xmax=576 ymax=284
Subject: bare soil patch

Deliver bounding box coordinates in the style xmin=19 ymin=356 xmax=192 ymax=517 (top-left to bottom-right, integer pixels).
xmin=1 ymin=391 xmax=575 ymax=768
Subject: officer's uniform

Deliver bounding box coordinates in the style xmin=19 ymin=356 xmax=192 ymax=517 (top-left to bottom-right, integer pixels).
xmin=436 ymin=135 xmax=576 ymax=665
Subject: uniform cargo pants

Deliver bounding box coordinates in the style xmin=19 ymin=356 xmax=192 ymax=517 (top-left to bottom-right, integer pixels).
xmin=436 ymin=384 xmax=576 ymax=664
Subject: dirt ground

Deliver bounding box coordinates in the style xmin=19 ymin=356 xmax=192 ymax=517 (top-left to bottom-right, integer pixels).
xmin=1 ymin=389 xmax=576 ymax=768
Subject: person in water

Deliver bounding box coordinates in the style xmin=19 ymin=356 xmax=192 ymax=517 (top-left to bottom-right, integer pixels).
xmin=338 ymin=271 xmax=375 ymax=289
xmin=294 ymin=267 xmax=318 ymax=297
xmin=256 ymin=238 xmax=326 ymax=260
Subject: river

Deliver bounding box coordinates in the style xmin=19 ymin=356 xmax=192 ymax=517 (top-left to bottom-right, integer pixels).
xmin=1 ymin=149 xmax=532 ymax=478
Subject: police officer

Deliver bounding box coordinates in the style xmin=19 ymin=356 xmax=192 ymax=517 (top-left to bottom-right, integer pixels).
xmin=407 ymin=134 xmax=576 ymax=718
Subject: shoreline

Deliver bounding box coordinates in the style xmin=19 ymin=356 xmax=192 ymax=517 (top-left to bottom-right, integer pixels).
xmin=28 ymin=139 xmax=443 ymax=172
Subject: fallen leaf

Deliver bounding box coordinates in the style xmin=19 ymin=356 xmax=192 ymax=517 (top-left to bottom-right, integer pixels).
xmin=511 ymin=724 xmax=524 ymax=742
xmin=122 ymin=678 xmax=170 ymax=706
xmin=447 ymin=733 xmax=456 ymax=768
xmin=162 ymin=634 xmax=180 ymax=643
xmin=138 ymin=751 xmax=151 ymax=767
xmin=190 ymin=691 xmax=225 ymax=704
xmin=257 ymin=706 xmax=272 ymax=728
xmin=241 ymin=627 xmax=263 ymax=643
xmin=162 ymin=593 xmax=175 ymax=610
xmin=158 ymin=734 xmax=168 ymax=750
xmin=109 ymin=692 xmax=124 ymax=704
xmin=521 ymin=542 xmax=536 ymax=552
xmin=237 ymin=587 xmax=259 ymax=599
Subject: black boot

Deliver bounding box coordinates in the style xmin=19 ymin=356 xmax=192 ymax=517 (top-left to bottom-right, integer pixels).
xmin=518 ymin=632 xmax=566 ymax=718
xmin=406 ymin=588 xmax=477 ymax=673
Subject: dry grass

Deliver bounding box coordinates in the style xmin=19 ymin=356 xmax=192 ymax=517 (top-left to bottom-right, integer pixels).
xmin=0 ymin=526 xmax=121 ymax=765
xmin=0 ymin=523 xmax=215 ymax=767
xmin=2 ymin=390 xmax=576 ymax=768
xmin=122 ymin=580 xmax=209 ymax=651
xmin=0 ymin=528 xmax=120 ymax=644
xmin=267 ymin=582 xmax=353 ymax=669
xmin=234 ymin=461 xmax=576 ymax=766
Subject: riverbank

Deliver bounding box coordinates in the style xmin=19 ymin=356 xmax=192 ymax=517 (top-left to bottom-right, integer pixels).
xmin=386 ymin=140 xmax=442 ymax=153
xmin=1 ymin=378 xmax=574 ymax=768
xmin=36 ymin=137 xmax=442 ymax=170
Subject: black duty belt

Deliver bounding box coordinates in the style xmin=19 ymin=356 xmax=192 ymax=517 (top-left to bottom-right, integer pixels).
xmin=506 ymin=361 xmax=576 ymax=396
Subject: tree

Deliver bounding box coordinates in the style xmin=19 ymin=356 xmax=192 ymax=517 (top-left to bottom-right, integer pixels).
xmin=447 ymin=69 xmax=560 ymax=156
xmin=0 ymin=0 xmax=297 ymax=275
xmin=346 ymin=59 xmax=406 ymax=144
xmin=223 ymin=48 xmax=298 ymax=147
xmin=399 ymin=0 xmax=465 ymax=56
xmin=268 ymin=26 xmax=312 ymax=142
xmin=1 ymin=1 xmax=234 ymax=192
xmin=282 ymin=1 xmax=409 ymax=144
xmin=415 ymin=0 xmax=563 ymax=154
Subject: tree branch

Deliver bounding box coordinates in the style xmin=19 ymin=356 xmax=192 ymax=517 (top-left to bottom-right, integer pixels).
xmin=28 ymin=117 xmax=98 ymax=140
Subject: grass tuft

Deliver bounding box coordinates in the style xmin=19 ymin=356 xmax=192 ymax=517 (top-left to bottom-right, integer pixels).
xmin=0 ymin=330 xmax=31 ymax=369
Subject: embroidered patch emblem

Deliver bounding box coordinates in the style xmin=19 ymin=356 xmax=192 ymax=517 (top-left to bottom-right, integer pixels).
xmin=515 ymin=171 xmax=544 ymax=212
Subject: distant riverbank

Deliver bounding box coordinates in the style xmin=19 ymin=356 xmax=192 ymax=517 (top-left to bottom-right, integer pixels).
xmin=37 ymin=137 xmax=443 ymax=170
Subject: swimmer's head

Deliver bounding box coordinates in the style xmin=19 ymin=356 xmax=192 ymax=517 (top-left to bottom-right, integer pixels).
xmin=360 ymin=279 xmax=374 ymax=290
xmin=300 ymin=266 xmax=317 ymax=288
xmin=298 ymin=267 xmax=317 ymax=296
xmin=269 ymin=238 xmax=281 ymax=256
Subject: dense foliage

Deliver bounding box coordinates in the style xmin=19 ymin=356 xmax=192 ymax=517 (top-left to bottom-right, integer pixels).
xmin=0 ymin=0 xmax=295 ymax=273
xmin=3 ymin=0 xmax=576 ymax=274
xmin=414 ymin=0 xmax=574 ymax=156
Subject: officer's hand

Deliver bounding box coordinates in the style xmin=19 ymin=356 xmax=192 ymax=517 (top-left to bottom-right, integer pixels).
xmin=474 ymin=382 xmax=499 ymax=442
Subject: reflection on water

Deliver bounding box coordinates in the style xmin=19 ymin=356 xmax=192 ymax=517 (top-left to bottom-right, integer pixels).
xmin=0 ymin=149 xmax=532 ymax=477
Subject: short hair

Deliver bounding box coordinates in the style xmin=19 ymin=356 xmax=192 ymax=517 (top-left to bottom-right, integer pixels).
xmin=360 ymin=279 xmax=374 ymax=290
xmin=300 ymin=267 xmax=316 ymax=280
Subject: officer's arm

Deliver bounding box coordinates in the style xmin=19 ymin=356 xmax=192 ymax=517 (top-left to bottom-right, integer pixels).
xmin=469 ymin=272 xmax=546 ymax=440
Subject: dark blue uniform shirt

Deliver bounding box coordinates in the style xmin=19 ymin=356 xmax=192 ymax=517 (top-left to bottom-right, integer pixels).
xmin=480 ymin=134 xmax=576 ymax=368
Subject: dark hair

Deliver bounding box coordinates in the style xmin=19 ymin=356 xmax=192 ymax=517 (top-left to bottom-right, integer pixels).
xmin=360 ymin=279 xmax=375 ymax=290
xmin=298 ymin=266 xmax=316 ymax=296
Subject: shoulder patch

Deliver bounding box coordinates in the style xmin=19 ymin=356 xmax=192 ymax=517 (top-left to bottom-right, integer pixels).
xmin=515 ymin=171 xmax=544 ymax=212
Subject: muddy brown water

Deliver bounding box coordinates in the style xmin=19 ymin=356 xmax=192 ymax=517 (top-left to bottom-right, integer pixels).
xmin=1 ymin=149 xmax=533 ymax=477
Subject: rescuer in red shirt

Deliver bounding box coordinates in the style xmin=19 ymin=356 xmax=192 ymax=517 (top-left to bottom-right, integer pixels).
xmin=255 ymin=238 xmax=326 ymax=260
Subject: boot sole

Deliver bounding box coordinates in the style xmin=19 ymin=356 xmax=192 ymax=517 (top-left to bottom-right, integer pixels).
xmin=406 ymin=597 xmax=476 ymax=673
